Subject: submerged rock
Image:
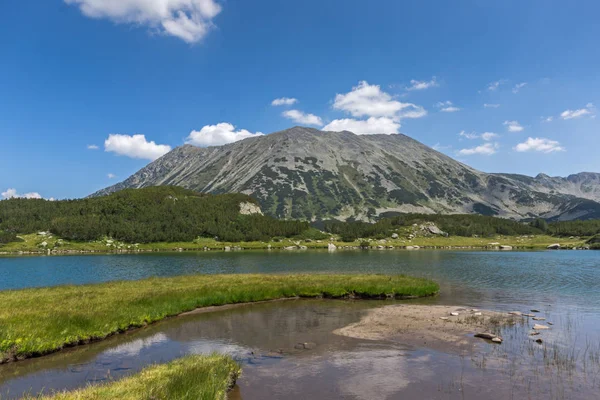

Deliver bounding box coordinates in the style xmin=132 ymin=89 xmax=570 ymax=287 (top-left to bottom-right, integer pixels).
xmin=475 ymin=332 xmax=503 ymax=343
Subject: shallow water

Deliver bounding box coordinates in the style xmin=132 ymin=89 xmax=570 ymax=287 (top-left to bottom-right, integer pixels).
xmin=1 ymin=250 xmax=600 ymax=398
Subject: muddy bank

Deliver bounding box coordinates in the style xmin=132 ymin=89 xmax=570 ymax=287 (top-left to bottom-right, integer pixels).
xmin=334 ymin=305 xmax=518 ymax=352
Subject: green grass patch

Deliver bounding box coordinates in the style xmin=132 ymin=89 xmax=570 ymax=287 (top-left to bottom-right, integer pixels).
xmin=0 ymin=274 xmax=438 ymax=362
xmin=25 ymin=354 xmax=240 ymax=400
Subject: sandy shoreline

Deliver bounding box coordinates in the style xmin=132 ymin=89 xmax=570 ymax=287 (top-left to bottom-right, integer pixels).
xmin=334 ymin=305 xmax=517 ymax=352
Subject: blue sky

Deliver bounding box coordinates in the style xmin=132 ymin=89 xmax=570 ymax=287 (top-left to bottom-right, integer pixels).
xmin=1 ymin=0 xmax=599 ymax=199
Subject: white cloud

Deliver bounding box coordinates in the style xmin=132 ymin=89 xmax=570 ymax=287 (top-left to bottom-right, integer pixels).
xmin=186 ymin=123 xmax=263 ymax=146
xmin=108 ymin=173 xmax=116 ymax=179
xmin=1 ymin=188 xmax=43 ymax=200
xmin=487 ymin=79 xmax=507 ymax=91
xmin=504 ymin=120 xmax=524 ymax=132
xmin=542 ymin=116 xmax=554 ymax=123
xmin=282 ymin=110 xmax=323 ymax=126
xmin=104 ymin=134 xmax=172 ymax=160
xmin=561 ymin=103 xmax=595 ymax=120
xmin=406 ymin=77 xmax=438 ymax=91
xmin=458 ymin=142 xmax=499 ymax=156
xmin=458 ymin=130 xmax=479 ymax=140
xmin=323 ymin=117 xmax=400 ymax=135
xmin=333 ymin=81 xmax=425 ymax=118
xmin=484 ymin=103 xmax=500 ymax=108
xmin=271 ymin=97 xmax=298 ymax=106
xmin=436 ymin=101 xmax=460 ymax=112
xmin=481 ymin=132 xmax=499 ymax=141
xmin=512 ymin=82 xmax=527 ymax=93
xmin=514 ymin=137 xmax=565 ymax=153
xmin=87 ymin=144 xmax=99 ymax=150
xmin=64 ymin=0 xmax=222 ymax=43
xmin=326 ymin=81 xmax=426 ymax=134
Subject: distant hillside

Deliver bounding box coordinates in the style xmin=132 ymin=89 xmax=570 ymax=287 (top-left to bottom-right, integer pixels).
xmin=93 ymin=127 xmax=600 ymax=221
xmin=0 ymin=187 xmax=309 ymax=243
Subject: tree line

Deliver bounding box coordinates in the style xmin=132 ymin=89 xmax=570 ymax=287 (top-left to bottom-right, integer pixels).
xmin=0 ymin=187 xmax=310 ymax=243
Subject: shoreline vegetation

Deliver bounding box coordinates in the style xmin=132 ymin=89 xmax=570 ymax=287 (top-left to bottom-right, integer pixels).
xmin=0 ymin=232 xmax=590 ymax=255
xmin=24 ymin=354 xmax=241 ymax=400
xmin=0 ymin=274 xmax=439 ymax=364
xmin=2 ymin=187 xmax=600 ymax=255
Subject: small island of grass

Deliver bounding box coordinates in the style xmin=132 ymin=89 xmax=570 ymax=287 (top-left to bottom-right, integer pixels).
xmin=25 ymin=354 xmax=240 ymax=400
xmin=0 ymin=273 xmax=439 ymax=363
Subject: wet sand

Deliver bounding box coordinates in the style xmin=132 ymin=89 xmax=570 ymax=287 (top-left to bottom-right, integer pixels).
xmin=334 ymin=305 xmax=516 ymax=351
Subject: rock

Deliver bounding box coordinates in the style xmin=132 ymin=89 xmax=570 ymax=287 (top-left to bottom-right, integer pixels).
xmin=391 ymin=233 xmax=399 ymax=239
xmin=294 ymin=342 xmax=316 ymax=350
xmin=283 ymin=246 xmax=297 ymax=250
xmin=508 ymin=311 xmax=522 ymax=316
xmin=499 ymin=245 xmax=513 ymax=250
xmin=535 ymin=338 xmax=543 ymax=344
xmin=547 ymin=243 xmax=561 ymax=250
xmin=532 ymin=317 xmax=546 ymax=321
xmin=328 ymin=243 xmax=337 ymax=252
xmin=37 ymin=231 xmax=47 ymax=236
xmin=523 ymin=313 xmax=535 ymax=317
xmin=40 ymin=241 xmax=48 ymax=247
xmin=239 ymin=202 xmax=263 ymax=215
xmin=474 ymin=333 xmax=502 ymax=343
xmin=473 ymin=312 xmax=482 ymax=316
xmin=377 ymin=245 xmax=384 ymax=249
xmin=530 ymin=331 xmax=541 ymax=336
xmin=413 ymin=245 xmax=420 ymax=249
xmin=299 ymin=245 xmax=308 ymax=250
xmin=488 ymin=242 xmax=500 ymax=246
xmin=406 ymin=246 xmax=415 ymax=250
xmin=450 ymin=312 xmax=459 ymax=316
xmin=530 ymin=309 xmax=541 ymax=313
xmin=533 ymin=324 xmax=550 ymax=330
xmin=224 ymin=246 xmax=231 ymax=251
xmin=440 ymin=317 xmax=449 ymax=320
xmin=547 ymin=322 xmax=553 ymax=325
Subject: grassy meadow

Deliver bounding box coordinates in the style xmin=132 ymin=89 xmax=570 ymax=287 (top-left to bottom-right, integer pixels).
xmin=24 ymin=354 xmax=240 ymax=400
xmin=0 ymin=274 xmax=439 ymax=362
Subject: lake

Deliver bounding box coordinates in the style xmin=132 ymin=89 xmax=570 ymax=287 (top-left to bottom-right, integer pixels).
xmin=1 ymin=250 xmax=599 ymax=399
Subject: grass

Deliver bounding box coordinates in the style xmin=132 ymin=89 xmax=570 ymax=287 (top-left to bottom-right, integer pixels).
xmin=0 ymin=232 xmax=588 ymax=254
xmin=23 ymin=354 xmax=240 ymax=400
xmin=0 ymin=274 xmax=438 ymax=362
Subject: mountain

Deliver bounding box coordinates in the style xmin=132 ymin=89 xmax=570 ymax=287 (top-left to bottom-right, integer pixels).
xmin=93 ymin=127 xmax=600 ymax=221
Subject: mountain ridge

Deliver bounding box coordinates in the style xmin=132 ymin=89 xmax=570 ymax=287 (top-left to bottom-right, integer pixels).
xmin=93 ymin=127 xmax=600 ymax=221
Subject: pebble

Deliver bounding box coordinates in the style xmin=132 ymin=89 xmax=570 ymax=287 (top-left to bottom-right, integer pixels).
xmin=440 ymin=317 xmax=449 ymax=320
xmin=535 ymin=338 xmax=543 ymax=344
xmin=532 ymin=317 xmax=546 ymax=321
xmin=531 ymin=309 xmax=541 ymax=313
xmin=450 ymin=312 xmax=459 ymax=316
xmin=533 ymin=324 xmax=550 ymax=330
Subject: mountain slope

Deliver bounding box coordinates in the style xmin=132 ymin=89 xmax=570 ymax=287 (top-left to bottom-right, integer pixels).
xmin=93 ymin=127 xmax=600 ymax=221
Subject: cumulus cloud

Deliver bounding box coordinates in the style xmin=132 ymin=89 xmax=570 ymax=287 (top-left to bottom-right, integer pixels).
xmin=107 ymin=173 xmax=116 ymax=179
xmin=504 ymin=120 xmax=524 ymax=132
xmin=561 ymin=103 xmax=595 ymax=120
xmin=64 ymin=0 xmax=222 ymax=43
xmin=436 ymin=101 xmax=461 ymax=112
xmin=487 ymin=79 xmax=507 ymax=91
xmin=271 ymin=97 xmax=298 ymax=106
xmin=512 ymin=82 xmax=527 ymax=93
xmin=323 ymin=117 xmax=400 ymax=135
xmin=325 ymin=81 xmax=426 ymax=134
xmin=406 ymin=77 xmax=438 ymax=91
xmin=87 ymin=144 xmax=99 ymax=150
xmin=484 ymin=103 xmax=500 ymax=108
xmin=514 ymin=137 xmax=565 ymax=153
xmin=1 ymin=188 xmax=43 ymax=200
xmin=458 ymin=142 xmax=499 ymax=156
xmin=104 ymin=134 xmax=172 ymax=160
xmin=186 ymin=122 xmax=263 ymax=146
xmin=281 ymin=110 xmax=323 ymax=126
